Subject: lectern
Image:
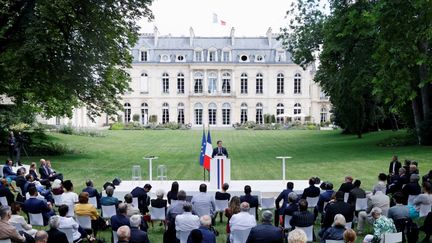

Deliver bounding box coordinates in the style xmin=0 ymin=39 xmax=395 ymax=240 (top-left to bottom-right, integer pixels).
xmin=210 ymin=156 xmax=231 ymax=190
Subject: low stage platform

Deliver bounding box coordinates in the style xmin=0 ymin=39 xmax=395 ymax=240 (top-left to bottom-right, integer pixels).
xmin=110 ymin=179 xmax=310 ymax=202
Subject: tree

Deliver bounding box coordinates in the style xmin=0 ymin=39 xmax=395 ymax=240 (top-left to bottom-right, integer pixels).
xmin=0 ymin=0 xmax=153 ymax=119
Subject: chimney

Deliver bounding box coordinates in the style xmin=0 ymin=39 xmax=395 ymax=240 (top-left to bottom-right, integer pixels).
xmin=153 ymin=26 xmax=159 ymax=47
xmin=189 ymin=27 xmax=195 ymax=47
xmin=266 ymin=27 xmax=272 ymax=47
xmin=230 ymin=27 xmax=235 ymax=46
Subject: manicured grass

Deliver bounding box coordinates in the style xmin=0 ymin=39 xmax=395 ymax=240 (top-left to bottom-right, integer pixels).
xmin=9 ymin=129 xmax=432 ymax=243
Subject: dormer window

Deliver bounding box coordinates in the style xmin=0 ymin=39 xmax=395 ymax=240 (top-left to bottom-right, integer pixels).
xmin=255 ymin=55 xmax=264 ymax=62
xmin=276 ymin=50 xmax=286 ymax=62
xmin=194 ymin=49 xmax=203 ymax=62
xmin=140 ymin=49 xmax=148 ymax=62
xmin=176 ymin=55 xmax=185 ymax=62
xmin=208 ymin=50 xmax=217 ymax=62
xmin=240 ymin=54 xmax=249 ymax=62
xmin=160 ymin=54 xmax=170 ymax=62
xmin=222 ymin=50 xmax=231 ymax=62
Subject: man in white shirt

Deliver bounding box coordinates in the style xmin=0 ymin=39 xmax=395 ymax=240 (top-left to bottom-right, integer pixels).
xmin=175 ymin=203 xmax=200 ymax=232
xmin=191 ymin=184 xmax=216 ymax=218
xmin=230 ymin=202 xmax=256 ymax=232
xmin=58 ymin=204 xmax=81 ymax=241
xmin=357 ymin=188 xmax=390 ymax=234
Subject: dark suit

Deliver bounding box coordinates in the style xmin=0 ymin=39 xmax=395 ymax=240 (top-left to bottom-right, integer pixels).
xmin=83 ymin=186 xmax=101 ymax=208
xmin=212 ymin=147 xmax=228 ymax=158
xmin=47 ymin=228 xmax=68 ymax=243
xmin=22 ymin=197 xmax=55 ymax=225
xmin=389 ymin=160 xmax=402 ymax=175
xmin=241 ymin=194 xmax=259 ymax=220
xmin=131 ymin=187 xmax=150 ymax=214
xmin=246 ymin=223 xmax=284 ymax=243
xmin=130 ymin=227 xmax=150 ymax=243
xmin=322 ymin=200 xmax=354 ymax=228
xmin=301 ymin=185 xmax=320 ymax=199
xmin=215 ymin=192 xmax=231 ymax=201
xmin=197 ymin=226 xmax=217 ymax=243
xmin=111 ymin=214 xmax=130 ymax=231
xmin=338 ymin=182 xmax=354 ymax=193
xmin=3 ymin=165 xmax=16 ymax=177
xmin=290 ymin=211 xmax=315 ymax=228
xmin=29 ymin=170 xmax=39 ymax=181
xmin=151 ymin=198 xmax=167 ymax=208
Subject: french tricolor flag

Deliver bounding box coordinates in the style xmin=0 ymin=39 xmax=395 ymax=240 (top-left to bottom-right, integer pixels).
xmin=203 ymin=129 xmax=212 ymax=171
xmin=215 ymin=157 xmax=225 ymax=190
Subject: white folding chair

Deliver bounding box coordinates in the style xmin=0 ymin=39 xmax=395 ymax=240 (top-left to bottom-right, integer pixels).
xmin=10 ymin=222 xmax=25 ymax=232
xmin=176 ymin=230 xmax=192 ymax=243
xmin=284 ymin=215 xmax=292 ymax=229
xmin=355 ymin=198 xmax=368 ymax=211
xmin=0 ymin=197 xmax=8 ymax=206
xmin=407 ymin=195 xmax=418 ymax=205
xmin=53 ymin=194 xmax=63 ymax=206
xmin=58 ymin=228 xmax=74 ymax=243
xmin=230 ymin=228 xmax=251 ymax=243
xmin=0 ymin=165 xmax=4 ymax=178
xmin=296 ymin=226 xmax=313 ymax=242
xmin=150 ymin=207 xmax=166 ymax=220
xmin=76 ymin=215 xmax=92 ymax=230
xmin=215 ymin=199 xmax=229 ymax=212
xmin=113 ymin=230 xmax=118 ymax=243
xmin=419 ymin=204 xmax=431 ymax=217
xmin=101 ymin=205 xmax=116 ymax=219
xmin=29 ymin=213 xmax=44 ymax=226
xmin=88 ymin=197 xmax=97 ymax=208
xmin=0 ymin=239 xmax=12 ymax=243
xmin=261 ymin=197 xmax=275 ymax=209
xmin=306 ymin=196 xmax=319 ymax=208
xmin=344 ymin=193 xmax=349 ymax=203
xmin=345 ymin=222 xmax=352 ymax=229
xmin=380 ymin=232 xmax=402 ymax=243
xmin=132 ymin=197 xmax=139 ymax=208
xmin=249 ymin=207 xmax=257 ymax=218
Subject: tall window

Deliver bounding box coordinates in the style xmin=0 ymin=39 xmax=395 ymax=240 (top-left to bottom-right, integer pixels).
xmin=208 ymin=72 xmax=217 ymax=94
xmin=276 ymin=103 xmax=284 ymax=123
xmin=277 ymin=73 xmax=284 ymax=94
xmin=55 ymin=117 xmax=60 ymax=126
xmin=256 ymin=73 xmax=263 ymax=94
xmin=222 ymin=72 xmax=231 ymax=94
xmin=194 ymin=72 xmax=203 ymax=93
xmin=162 ymin=73 xmax=169 ymax=94
xmin=140 ymin=73 xmax=148 ymax=93
xmin=240 ymin=103 xmax=248 ymax=124
xmin=140 ymin=50 xmax=147 ymax=61
xmin=208 ymin=103 xmax=217 ymax=125
xmin=141 ymin=103 xmax=148 ymax=125
xmin=177 ymin=73 xmax=184 ymax=94
xmin=195 ymin=50 xmax=203 ymax=62
xmin=256 ymin=103 xmax=263 ymax=124
xmin=178 ymin=103 xmax=185 ymax=124
xmin=208 ymin=50 xmax=216 ymax=62
xmin=194 ymin=103 xmax=203 ymax=125
xmin=294 ymin=103 xmax=301 ymax=115
xmin=294 ymin=73 xmax=301 ymax=94
xmin=162 ymin=103 xmax=169 ymax=124
xmin=124 ymin=103 xmax=131 ymax=123
xmin=222 ymin=103 xmax=231 ymax=125
xmin=240 ymin=73 xmax=248 ymax=94
xmin=222 ymin=51 xmax=230 ymax=62
xmin=320 ymin=108 xmax=328 ymax=123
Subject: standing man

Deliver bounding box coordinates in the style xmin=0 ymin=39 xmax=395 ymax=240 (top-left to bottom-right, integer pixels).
xmin=388 ymin=155 xmax=401 ymax=176
xmin=7 ymin=131 xmax=16 ymax=164
xmin=212 ymin=140 xmax=228 ymax=158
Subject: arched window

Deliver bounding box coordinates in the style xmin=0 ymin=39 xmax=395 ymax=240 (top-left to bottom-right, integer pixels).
xmin=240 ymin=73 xmax=248 ymax=94
xmin=222 ymin=72 xmax=231 ymax=94
xmin=162 ymin=102 xmax=169 ymax=124
xmin=140 ymin=73 xmax=149 ymax=93
xmin=294 ymin=73 xmax=301 ymax=94
xmin=162 ymin=73 xmax=169 ymax=94
xmin=208 ymin=72 xmax=217 ymax=94
xmin=124 ymin=103 xmax=131 ymax=123
xmin=194 ymin=72 xmax=203 ymax=94
xmin=277 ymin=73 xmax=284 ymax=94
xmin=222 ymin=103 xmax=231 ymax=125
xmin=294 ymin=103 xmax=301 ymax=121
xmin=177 ymin=102 xmax=185 ymax=124
xmin=177 ymin=73 xmax=185 ymax=94
xmin=240 ymin=103 xmax=248 ymax=124
xmin=208 ymin=103 xmax=217 ymax=125
xmin=320 ymin=107 xmax=328 ymax=123
xmin=141 ymin=103 xmax=148 ymax=125
xmin=256 ymin=73 xmax=263 ymax=94
xmin=194 ymin=103 xmax=203 ymax=125
xmin=256 ymin=103 xmax=263 ymax=124
xmin=276 ymin=103 xmax=284 ymax=123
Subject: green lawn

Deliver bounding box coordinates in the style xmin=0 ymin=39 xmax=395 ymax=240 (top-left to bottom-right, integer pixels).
xmin=10 ymin=129 xmax=432 ymax=243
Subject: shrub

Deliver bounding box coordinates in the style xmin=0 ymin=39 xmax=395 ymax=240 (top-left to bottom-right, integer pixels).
xmin=110 ymin=122 xmax=125 ymax=130
xmin=149 ymin=115 xmax=157 ymax=123
xmin=377 ymin=134 xmax=417 ymax=147
xmin=28 ymin=142 xmax=76 ymax=155
xmin=9 ymin=122 xmax=31 ymax=132
xmin=59 ymin=123 xmax=74 ymax=134
xmin=132 ymin=114 xmax=140 ymax=122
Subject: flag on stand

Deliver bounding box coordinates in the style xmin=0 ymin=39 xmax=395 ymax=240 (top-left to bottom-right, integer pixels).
xmin=212 ymin=13 xmax=227 ymax=26
xmin=199 ymin=127 xmax=206 ymax=167
xmin=204 ymin=127 xmax=213 ymax=171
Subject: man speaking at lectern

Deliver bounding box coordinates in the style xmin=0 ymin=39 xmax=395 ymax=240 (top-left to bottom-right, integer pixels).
xmin=212 ymin=140 xmax=228 ymax=158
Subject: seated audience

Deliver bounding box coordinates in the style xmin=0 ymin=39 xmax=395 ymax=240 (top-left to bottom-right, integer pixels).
xmin=58 ymin=204 xmax=82 ymax=241
xmin=363 ymin=207 xmax=396 ymax=243
xmin=225 ymin=196 xmax=241 ymax=238
xmin=51 ymin=179 xmax=63 ymax=195
xmin=288 ymin=229 xmax=307 ymax=243
xmin=229 ymin=202 xmax=256 ymax=237
xmin=100 ymin=185 xmax=119 ymax=206
xmin=75 ymin=191 xmax=106 ymax=235
xmin=215 ymin=183 xmax=231 ymax=223
xmin=14 ymin=167 xmax=27 ymax=194
xmin=39 ymin=159 xmax=57 ymax=181
xmin=29 ymin=162 xmax=40 ymax=181
xmin=196 ymin=215 xmax=216 ymax=243
xmin=301 ymin=177 xmax=320 ymax=199
xmin=420 ymin=211 xmax=432 ymax=242
xmin=34 ymin=230 xmax=48 ymax=243
xmin=423 ymin=170 xmax=432 ymax=184
xmin=275 ymin=182 xmax=294 ymax=226
xmin=0 ymin=178 xmax=15 ymax=206
xmin=387 ymin=192 xmax=409 ymax=221
xmin=402 ymin=174 xmax=422 ymax=203
xmin=316 ymin=182 xmax=334 ymax=215
xmin=82 ymin=179 xmax=101 ymax=208
xmin=111 ymin=203 xmax=130 ymax=232
xmin=165 ymin=190 xmax=188 ymax=243
xmin=339 ymin=176 xmax=354 ymax=193
xmin=22 ymin=186 xmax=55 ymax=226
xmin=413 ymin=181 xmax=432 ymax=211
xmin=46 ymin=160 xmax=63 ymax=180
xmin=9 ymin=202 xmax=37 ymax=237
xmin=246 ymin=210 xmax=283 ymax=243
xmin=124 ymin=193 xmax=141 ymax=217
xmin=343 ymin=228 xmax=357 ymax=243
xmin=188 ymin=229 xmax=203 ymax=243
xmin=0 ymin=205 xmax=26 ymax=242
xmin=373 ymin=173 xmax=387 ymax=195
xmin=3 ymin=160 xmax=17 ymax=181
xmin=117 ymin=225 xmax=131 ymax=243
xmin=175 ymin=203 xmax=200 ymax=237
xmin=357 ymin=187 xmax=390 ymax=234
xmin=240 ymin=185 xmax=259 ymax=219
xmin=61 ymin=180 xmax=78 ymax=206
xmin=388 ymin=168 xmax=409 ymax=193
xmin=284 ymin=192 xmax=299 ymax=216
xmin=191 ymin=184 xmax=215 ymax=218
xmin=167 ymin=181 xmax=179 ymax=205
xmin=131 ymin=183 xmax=152 ymax=215
xmin=151 ymin=189 xmax=168 ymax=209
xmin=322 ymin=191 xmax=354 ymax=229
xmin=129 ymin=214 xmax=150 ymax=243
xmin=348 ymin=180 xmax=366 ymax=207
xmin=320 ymin=214 xmax=346 ymax=243
xmin=290 ymin=199 xmax=314 ymax=229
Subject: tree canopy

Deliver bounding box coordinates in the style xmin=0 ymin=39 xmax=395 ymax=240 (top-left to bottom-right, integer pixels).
xmin=0 ymin=0 xmax=153 ymax=119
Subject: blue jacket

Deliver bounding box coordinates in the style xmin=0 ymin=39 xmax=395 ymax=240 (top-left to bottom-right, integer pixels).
xmin=275 ymin=189 xmax=292 ymax=213
xmin=111 ymin=214 xmax=130 ymax=231
xmin=320 ymin=225 xmax=345 ymax=243
xmin=317 ymin=190 xmax=334 ymax=213
xmin=246 ymin=223 xmax=284 ymax=243
xmin=3 ymin=165 xmax=16 ymax=177
xmin=187 ymin=227 xmax=216 ymax=243
xmin=130 ymin=227 xmax=150 ymax=243
xmin=22 ymin=197 xmax=55 ymax=225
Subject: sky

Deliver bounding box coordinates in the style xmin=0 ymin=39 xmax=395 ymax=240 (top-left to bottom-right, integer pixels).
xmin=138 ymin=0 xmax=294 ymax=37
